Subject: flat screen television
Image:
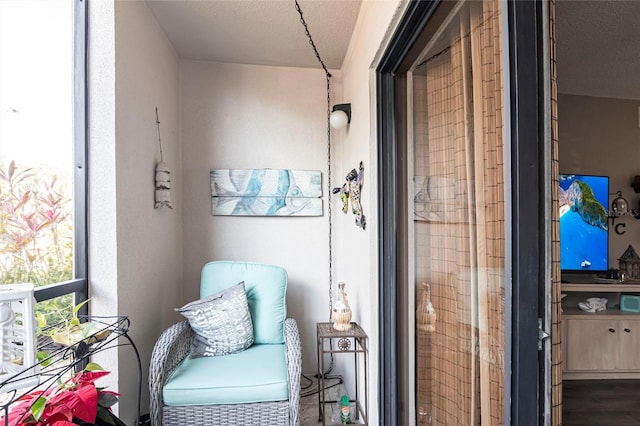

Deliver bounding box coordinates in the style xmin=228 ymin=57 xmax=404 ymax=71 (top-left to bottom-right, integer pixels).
xmin=558 ymin=174 xmax=609 ymax=274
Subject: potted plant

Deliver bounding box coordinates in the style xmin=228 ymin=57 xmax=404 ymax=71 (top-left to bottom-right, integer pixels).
xmin=37 ymin=300 xmax=110 ymax=347
xmin=3 ymin=363 xmax=125 ymax=426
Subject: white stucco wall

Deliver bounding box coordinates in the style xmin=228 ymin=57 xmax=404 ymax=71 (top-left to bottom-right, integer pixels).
xmin=114 ymin=2 xmax=183 ymax=422
xmin=87 ymin=0 xmax=119 ymax=411
xmin=333 ymin=1 xmax=404 ymax=423
xmin=89 ymin=2 xmax=182 ymax=423
xmin=180 ymin=61 xmax=338 ymax=374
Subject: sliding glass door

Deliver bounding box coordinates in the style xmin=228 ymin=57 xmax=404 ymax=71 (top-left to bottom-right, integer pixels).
xmin=410 ymin=2 xmax=506 ymax=423
xmin=377 ymin=0 xmax=550 ymax=424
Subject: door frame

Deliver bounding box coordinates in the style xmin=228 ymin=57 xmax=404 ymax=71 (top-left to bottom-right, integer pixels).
xmin=376 ymin=1 xmax=549 ymax=424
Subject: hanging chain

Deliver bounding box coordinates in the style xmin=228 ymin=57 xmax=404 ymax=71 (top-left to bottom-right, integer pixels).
xmin=295 ymin=0 xmax=338 ymax=376
xmin=294 ymin=0 xmax=333 ymax=321
xmin=294 ymin=0 xmax=332 ymax=79
xmin=325 ymin=74 xmax=333 ymax=320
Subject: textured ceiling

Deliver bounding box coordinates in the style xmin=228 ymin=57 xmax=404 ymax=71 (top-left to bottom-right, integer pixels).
xmin=145 ymin=0 xmax=362 ymax=69
xmin=146 ymin=1 xmax=639 ymax=100
xmin=556 ymin=1 xmax=640 ymax=100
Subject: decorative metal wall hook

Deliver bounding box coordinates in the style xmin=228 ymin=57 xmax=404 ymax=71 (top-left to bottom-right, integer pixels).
xmin=332 ymin=161 xmax=366 ymax=230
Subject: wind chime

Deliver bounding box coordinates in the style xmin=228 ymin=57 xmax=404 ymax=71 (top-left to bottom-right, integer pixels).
xmin=154 ymin=107 xmax=173 ymax=209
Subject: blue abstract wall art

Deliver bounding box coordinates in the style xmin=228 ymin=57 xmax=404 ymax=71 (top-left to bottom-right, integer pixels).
xmin=210 ymin=168 xmax=323 ymax=216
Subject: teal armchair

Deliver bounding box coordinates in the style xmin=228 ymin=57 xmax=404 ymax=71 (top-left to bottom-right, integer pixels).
xmin=149 ymin=261 xmax=301 ymax=426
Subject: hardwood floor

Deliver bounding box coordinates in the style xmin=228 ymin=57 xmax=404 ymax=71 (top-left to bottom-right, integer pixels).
xmin=563 ymin=380 xmax=640 ymax=426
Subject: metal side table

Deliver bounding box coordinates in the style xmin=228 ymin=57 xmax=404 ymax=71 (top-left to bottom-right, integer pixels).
xmin=317 ymin=322 xmax=368 ymax=425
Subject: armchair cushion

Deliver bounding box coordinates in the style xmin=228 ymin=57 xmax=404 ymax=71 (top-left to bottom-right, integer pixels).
xmin=162 ymin=343 xmax=289 ymax=406
xmin=176 ymin=281 xmax=253 ymax=357
xmin=201 ymin=261 xmax=287 ymax=344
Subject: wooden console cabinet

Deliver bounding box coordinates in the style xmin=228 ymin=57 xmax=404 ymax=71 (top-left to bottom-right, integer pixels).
xmin=562 ymin=282 xmax=640 ymax=379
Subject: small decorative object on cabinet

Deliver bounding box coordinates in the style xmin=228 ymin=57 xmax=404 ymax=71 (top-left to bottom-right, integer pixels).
xmin=618 ymin=245 xmax=640 ymax=280
xmin=317 ymin=322 xmax=368 ymax=425
xmin=620 ymin=294 xmax=640 ymax=313
xmin=577 ymin=297 xmax=608 ymax=313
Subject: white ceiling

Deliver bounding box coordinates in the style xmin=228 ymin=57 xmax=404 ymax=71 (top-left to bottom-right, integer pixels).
xmin=145 ymin=0 xmax=362 ymax=69
xmin=145 ymin=0 xmax=639 ymax=100
xmin=556 ymin=0 xmax=640 ymax=100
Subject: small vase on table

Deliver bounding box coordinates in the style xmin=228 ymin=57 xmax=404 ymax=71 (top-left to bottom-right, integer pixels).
xmin=332 ymin=282 xmax=352 ymax=331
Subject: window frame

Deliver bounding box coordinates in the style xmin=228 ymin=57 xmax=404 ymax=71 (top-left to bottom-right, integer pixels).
xmin=33 ymin=0 xmax=88 ymax=317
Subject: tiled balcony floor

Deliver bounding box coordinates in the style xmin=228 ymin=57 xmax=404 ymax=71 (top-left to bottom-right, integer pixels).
xmin=300 ymin=375 xmax=352 ymax=425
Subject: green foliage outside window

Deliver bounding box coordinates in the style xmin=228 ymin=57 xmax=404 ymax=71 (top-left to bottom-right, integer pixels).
xmin=0 ymin=160 xmax=74 ymax=324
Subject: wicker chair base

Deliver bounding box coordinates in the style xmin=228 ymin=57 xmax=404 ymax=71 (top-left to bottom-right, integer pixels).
xmin=162 ymin=401 xmax=290 ymax=426
xmin=151 ymin=318 xmax=301 ymax=426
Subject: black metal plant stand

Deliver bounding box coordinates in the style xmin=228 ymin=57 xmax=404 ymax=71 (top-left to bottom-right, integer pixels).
xmin=0 ymin=315 xmax=142 ymax=426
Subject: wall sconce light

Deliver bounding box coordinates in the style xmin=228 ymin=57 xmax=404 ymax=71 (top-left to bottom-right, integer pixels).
xmin=330 ymin=103 xmax=351 ymax=129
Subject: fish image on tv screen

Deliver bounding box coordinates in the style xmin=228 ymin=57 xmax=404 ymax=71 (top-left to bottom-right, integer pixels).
xmin=558 ymin=174 xmax=609 ymax=272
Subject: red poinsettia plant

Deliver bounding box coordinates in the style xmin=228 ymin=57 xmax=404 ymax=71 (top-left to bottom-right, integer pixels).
xmin=4 ymin=363 xmax=122 ymax=426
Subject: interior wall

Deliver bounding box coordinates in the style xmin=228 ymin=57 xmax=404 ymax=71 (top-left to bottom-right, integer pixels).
xmin=89 ymin=2 xmax=183 ymax=424
xmin=558 ymin=94 xmax=640 ymax=266
xmin=336 ymin=1 xmax=403 ymax=423
xmin=114 ymin=2 xmax=183 ymax=422
xmin=180 ymin=60 xmax=337 ymax=373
